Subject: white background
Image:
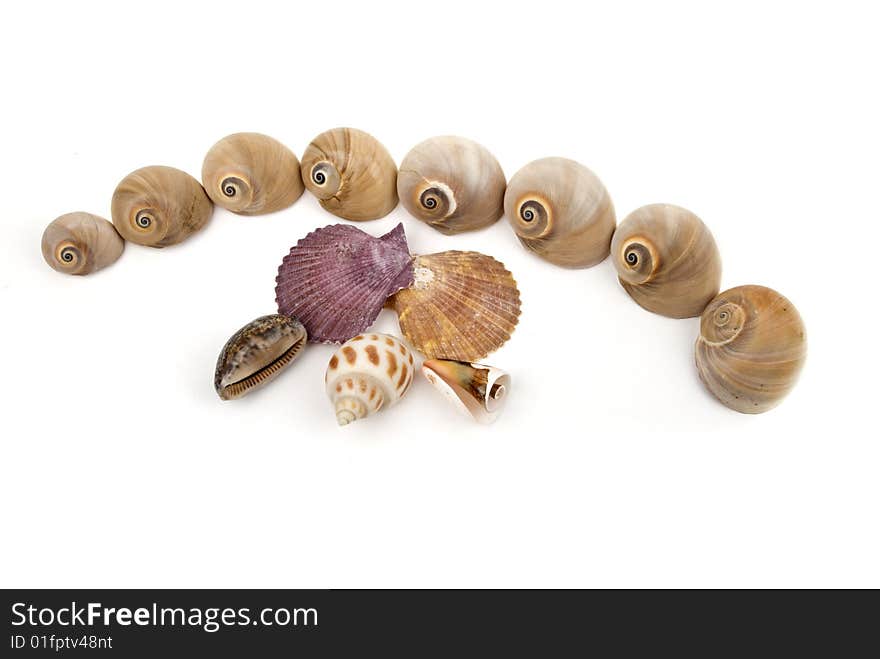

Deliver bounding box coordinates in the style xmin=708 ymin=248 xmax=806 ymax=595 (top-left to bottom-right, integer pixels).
xmin=1 ymin=1 xmax=877 ymax=588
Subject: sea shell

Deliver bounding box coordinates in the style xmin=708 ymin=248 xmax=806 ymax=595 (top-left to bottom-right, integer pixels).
xmin=41 ymin=212 xmax=124 ymax=275
xmin=695 ymin=285 xmax=806 ymax=414
xmin=504 ymin=157 xmax=616 ymax=268
xmin=397 ymin=136 xmax=506 ymax=234
xmin=275 ymin=223 xmax=414 ymax=344
xmin=300 ymin=127 xmax=398 ymax=221
xmin=422 ymin=359 xmax=511 ymax=424
xmin=388 ymin=251 xmax=521 ymax=361
xmin=325 ymin=333 xmax=414 ymax=426
xmin=201 ymin=132 xmax=304 ymax=215
xmin=214 ymin=314 xmax=308 ymax=400
xmin=611 ymin=203 xmax=722 ymax=318
xmin=111 ymin=165 xmax=213 ymax=247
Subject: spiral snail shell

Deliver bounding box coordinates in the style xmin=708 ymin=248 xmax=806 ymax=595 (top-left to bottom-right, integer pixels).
xmin=301 ymin=127 xmax=398 ymax=221
xmin=202 ymin=132 xmax=304 ymax=215
xmin=695 ymin=285 xmax=806 ymax=414
xmin=111 ymin=165 xmax=213 ymax=247
xmin=325 ymin=333 xmax=414 ymax=426
xmin=611 ymin=204 xmax=722 ymax=318
xmin=214 ymin=314 xmax=308 ymax=400
xmin=504 ymin=157 xmax=616 ymax=268
xmin=41 ymin=212 xmax=124 ymax=275
xmin=397 ymin=136 xmax=506 ymax=235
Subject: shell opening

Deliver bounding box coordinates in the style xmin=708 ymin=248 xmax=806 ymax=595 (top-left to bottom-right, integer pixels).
xmin=134 ymin=209 xmax=154 ymax=231
xmin=56 ymin=241 xmax=80 ymax=264
xmin=490 ymin=382 xmax=506 ymax=401
xmin=515 ymin=197 xmax=552 ymax=238
xmin=219 ymin=337 xmax=305 ymax=400
xmin=419 ymin=181 xmax=456 ymax=218
xmin=221 ymin=176 xmax=247 ymax=198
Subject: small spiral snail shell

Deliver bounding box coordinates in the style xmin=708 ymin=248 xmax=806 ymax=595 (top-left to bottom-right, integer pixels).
xmin=695 ymin=285 xmax=806 ymax=414
xmin=397 ymin=136 xmax=506 ymax=235
xmin=111 ymin=165 xmax=213 ymax=247
xmin=202 ymin=132 xmax=304 ymax=215
xmin=301 ymin=127 xmax=398 ymax=221
xmin=325 ymin=333 xmax=414 ymax=426
xmin=214 ymin=314 xmax=308 ymax=400
xmin=611 ymin=204 xmax=722 ymax=318
xmin=41 ymin=212 xmax=124 ymax=275
xmin=504 ymin=157 xmax=616 ymax=268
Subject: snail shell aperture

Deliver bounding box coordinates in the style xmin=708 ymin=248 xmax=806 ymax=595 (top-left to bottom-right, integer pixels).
xmin=695 ymin=285 xmax=806 ymax=414
xmin=300 ymin=127 xmax=398 ymax=221
xmin=41 ymin=211 xmax=124 ymax=276
xmin=398 ymin=136 xmax=506 ymax=235
xmin=504 ymin=157 xmax=616 ymax=268
xmin=422 ymin=359 xmax=511 ymax=424
xmin=202 ymin=132 xmax=304 ymax=215
xmin=611 ymin=203 xmax=722 ymax=318
xmin=111 ymin=165 xmax=213 ymax=247
xmin=325 ymin=333 xmax=414 ymax=426
xmin=214 ymin=314 xmax=308 ymax=400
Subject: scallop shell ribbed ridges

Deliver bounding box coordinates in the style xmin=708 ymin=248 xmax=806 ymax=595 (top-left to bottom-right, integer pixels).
xmin=275 ymin=223 xmax=414 ymax=344
xmin=389 ymin=251 xmax=521 ymax=361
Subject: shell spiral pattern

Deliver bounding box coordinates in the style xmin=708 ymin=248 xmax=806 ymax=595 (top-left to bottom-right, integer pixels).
xmin=325 ymin=333 xmax=415 ymax=426
xmin=111 ymin=165 xmax=213 ymax=247
xmin=504 ymin=157 xmax=616 ymax=268
xmin=611 ymin=203 xmax=722 ymax=318
xmin=202 ymin=132 xmax=304 ymax=215
xmin=300 ymin=127 xmax=398 ymax=221
xmin=695 ymin=285 xmax=806 ymax=414
xmin=398 ymin=136 xmax=506 ymax=234
xmin=41 ymin=212 xmax=124 ymax=276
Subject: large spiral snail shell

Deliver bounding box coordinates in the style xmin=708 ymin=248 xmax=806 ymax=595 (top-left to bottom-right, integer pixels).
xmin=397 ymin=136 xmax=506 ymax=235
xmin=504 ymin=157 xmax=616 ymax=268
xmin=301 ymin=127 xmax=398 ymax=221
xmin=611 ymin=204 xmax=722 ymax=318
xmin=202 ymin=132 xmax=304 ymax=215
xmin=111 ymin=165 xmax=213 ymax=247
xmin=325 ymin=333 xmax=414 ymax=426
xmin=695 ymin=285 xmax=806 ymax=414
xmin=41 ymin=212 xmax=124 ymax=275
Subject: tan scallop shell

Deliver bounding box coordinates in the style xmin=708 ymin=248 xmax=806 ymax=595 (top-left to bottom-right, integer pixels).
xmin=695 ymin=285 xmax=806 ymax=414
xmin=300 ymin=127 xmax=398 ymax=221
xmin=111 ymin=165 xmax=213 ymax=247
xmin=611 ymin=204 xmax=722 ymax=318
xmin=388 ymin=251 xmax=521 ymax=361
xmin=325 ymin=333 xmax=415 ymax=426
xmin=41 ymin=212 xmax=124 ymax=275
xmin=397 ymin=136 xmax=506 ymax=234
xmin=504 ymin=157 xmax=616 ymax=268
xmin=202 ymin=132 xmax=304 ymax=215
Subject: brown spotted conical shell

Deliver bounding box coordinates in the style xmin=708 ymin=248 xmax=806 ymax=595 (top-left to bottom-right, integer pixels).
xmin=111 ymin=165 xmax=213 ymax=247
xmin=41 ymin=211 xmax=124 ymax=275
xmin=388 ymin=251 xmax=521 ymax=361
xmin=695 ymin=285 xmax=806 ymax=414
xmin=325 ymin=333 xmax=415 ymax=426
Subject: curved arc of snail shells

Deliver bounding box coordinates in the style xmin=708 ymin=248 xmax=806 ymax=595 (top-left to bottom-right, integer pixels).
xmin=611 ymin=203 xmax=722 ymax=318
xmin=503 ymin=157 xmax=616 ymax=268
xmin=202 ymin=132 xmax=304 ymax=215
xmin=325 ymin=333 xmax=415 ymax=426
xmin=41 ymin=212 xmax=125 ymax=275
xmin=695 ymin=285 xmax=806 ymax=414
xmin=300 ymin=127 xmax=398 ymax=221
xmin=111 ymin=165 xmax=213 ymax=247
xmin=214 ymin=314 xmax=308 ymax=400
xmin=398 ymin=136 xmax=506 ymax=234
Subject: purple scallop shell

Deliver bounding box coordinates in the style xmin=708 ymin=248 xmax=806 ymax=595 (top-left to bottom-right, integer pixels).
xmin=275 ymin=223 xmax=414 ymax=343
